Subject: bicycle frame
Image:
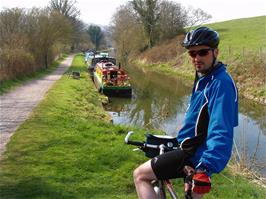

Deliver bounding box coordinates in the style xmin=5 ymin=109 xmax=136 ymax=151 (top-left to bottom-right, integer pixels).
xmin=157 ymin=144 xmax=179 ymax=199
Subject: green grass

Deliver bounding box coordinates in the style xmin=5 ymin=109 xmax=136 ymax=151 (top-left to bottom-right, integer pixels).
xmin=0 ymin=54 xmax=68 ymax=95
xmin=207 ymin=16 xmax=266 ymax=58
xmin=0 ymin=54 xmax=265 ymax=198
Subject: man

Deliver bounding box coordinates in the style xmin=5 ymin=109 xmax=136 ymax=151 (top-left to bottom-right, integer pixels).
xmin=133 ymin=27 xmax=238 ymax=198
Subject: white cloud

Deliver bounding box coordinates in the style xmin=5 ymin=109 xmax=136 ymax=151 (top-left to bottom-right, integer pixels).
xmin=77 ymin=0 xmax=128 ymax=25
xmin=180 ymin=0 xmax=266 ymax=23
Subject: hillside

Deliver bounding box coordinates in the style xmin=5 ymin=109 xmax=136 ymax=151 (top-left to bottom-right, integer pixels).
xmin=208 ymin=16 xmax=266 ymax=54
xmin=135 ymin=16 xmax=266 ymax=104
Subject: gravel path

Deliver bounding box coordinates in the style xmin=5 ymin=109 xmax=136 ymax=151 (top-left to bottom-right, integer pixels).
xmin=0 ymin=55 xmax=75 ymax=155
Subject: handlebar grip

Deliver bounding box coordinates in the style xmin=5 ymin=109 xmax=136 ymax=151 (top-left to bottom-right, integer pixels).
xmin=125 ymin=131 xmax=144 ymax=147
xmin=127 ymin=140 xmax=144 ymax=147
xmin=125 ymin=131 xmax=134 ymax=144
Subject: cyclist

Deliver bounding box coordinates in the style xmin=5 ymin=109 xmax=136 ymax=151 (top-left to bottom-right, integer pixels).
xmin=133 ymin=27 xmax=238 ymax=199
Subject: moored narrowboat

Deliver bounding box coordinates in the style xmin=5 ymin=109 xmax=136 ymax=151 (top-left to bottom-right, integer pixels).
xmin=93 ymin=61 xmax=132 ymax=97
xmin=88 ymin=55 xmax=116 ymax=78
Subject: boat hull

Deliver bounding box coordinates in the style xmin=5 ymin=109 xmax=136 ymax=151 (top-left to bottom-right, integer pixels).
xmin=93 ymin=72 xmax=132 ymax=97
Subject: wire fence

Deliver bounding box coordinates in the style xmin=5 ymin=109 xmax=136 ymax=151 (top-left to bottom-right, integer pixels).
xmin=221 ymin=46 xmax=266 ymax=61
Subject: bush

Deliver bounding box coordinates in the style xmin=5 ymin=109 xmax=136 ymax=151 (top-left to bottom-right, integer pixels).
xmin=0 ymin=48 xmax=35 ymax=81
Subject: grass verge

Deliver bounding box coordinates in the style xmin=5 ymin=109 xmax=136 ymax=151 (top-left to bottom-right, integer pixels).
xmin=0 ymin=54 xmax=265 ymax=198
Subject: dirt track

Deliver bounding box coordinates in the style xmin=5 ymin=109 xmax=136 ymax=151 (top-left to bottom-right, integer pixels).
xmin=0 ymin=55 xmax=74 ymax=155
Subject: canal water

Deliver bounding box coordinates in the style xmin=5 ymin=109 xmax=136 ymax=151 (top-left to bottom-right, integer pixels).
xmin=104 ymin=64 xmax=266 ymax=177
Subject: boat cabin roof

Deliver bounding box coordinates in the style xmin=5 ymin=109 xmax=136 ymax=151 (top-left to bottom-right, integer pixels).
xmin=96 ymin=61 xmax=119 ymax=70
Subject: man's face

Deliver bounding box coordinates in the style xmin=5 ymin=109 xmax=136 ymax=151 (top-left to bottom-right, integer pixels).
xmin=188 ymin=45 xmax=218 ymax=74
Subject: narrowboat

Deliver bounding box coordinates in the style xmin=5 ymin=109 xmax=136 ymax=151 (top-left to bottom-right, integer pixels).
xmin=93 ymin=61 xmax=132 ymax=97
xmin=88 ymin=55 xmax=116 ymax=78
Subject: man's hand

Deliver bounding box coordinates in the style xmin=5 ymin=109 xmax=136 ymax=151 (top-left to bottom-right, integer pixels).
xmin=192 ymin=171 xmax=211 ymax=194
xmin=183 ymin=166 xmax=195 ymax=199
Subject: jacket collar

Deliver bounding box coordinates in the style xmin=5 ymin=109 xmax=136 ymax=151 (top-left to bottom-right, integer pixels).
xmin=198 ymin=62 xmax=225 ymax=79
xmin=193 ymin=62 xmax=226 ymax=92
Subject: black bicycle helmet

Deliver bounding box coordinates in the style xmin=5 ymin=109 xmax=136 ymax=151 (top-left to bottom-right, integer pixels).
xmin=182 ymin=27 xmax=219 ymax=49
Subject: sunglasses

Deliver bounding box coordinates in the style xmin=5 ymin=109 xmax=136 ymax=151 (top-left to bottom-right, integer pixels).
xmin=188 ymin=48 xmax=213 ymax=58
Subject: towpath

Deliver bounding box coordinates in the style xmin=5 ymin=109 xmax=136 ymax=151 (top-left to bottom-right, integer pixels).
xmin=0 ymin=55 xmax=75 ymax=155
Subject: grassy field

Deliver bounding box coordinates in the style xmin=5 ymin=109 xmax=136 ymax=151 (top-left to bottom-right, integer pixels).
xmin=135 ymin=16 xmax=266 ymax=104
xmin=208 ymin=16 xmax=265 ymax=56
xmin=0 ymin=54 xmax=265 ymax=198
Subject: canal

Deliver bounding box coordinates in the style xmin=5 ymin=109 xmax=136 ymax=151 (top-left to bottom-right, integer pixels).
xmin=104 ymin=64 xmax=266 ymax=177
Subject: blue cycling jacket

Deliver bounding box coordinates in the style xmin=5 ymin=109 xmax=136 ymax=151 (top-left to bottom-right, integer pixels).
xmin=177 ymin=62 xmax=238 ymax=176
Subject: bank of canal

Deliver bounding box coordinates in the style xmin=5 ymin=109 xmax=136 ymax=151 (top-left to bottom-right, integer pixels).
xmin=104 ymin=63 xmax=266 ymax=178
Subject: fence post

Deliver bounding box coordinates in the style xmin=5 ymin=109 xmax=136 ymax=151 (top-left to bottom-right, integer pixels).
xmin=259 ymin=47 xmax=263 ymax=59
xmin=242 ymin=47 xmax=246 ymax=61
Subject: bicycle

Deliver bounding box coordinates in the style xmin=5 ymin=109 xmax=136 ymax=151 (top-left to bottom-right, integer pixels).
xmin=125 ymin=131 xmax=195 ymax=199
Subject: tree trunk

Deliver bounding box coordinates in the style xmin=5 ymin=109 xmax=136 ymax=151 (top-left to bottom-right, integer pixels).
xmin=44 ymin=53 xmax=48 ymax=69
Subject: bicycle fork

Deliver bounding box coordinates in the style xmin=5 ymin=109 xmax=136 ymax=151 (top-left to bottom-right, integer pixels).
xmin=164 ymin=180 xmax=178 ymax=199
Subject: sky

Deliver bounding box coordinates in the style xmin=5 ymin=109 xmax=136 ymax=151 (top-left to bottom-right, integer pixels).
xmin=0 ymin=0 xmax=265 ymax=26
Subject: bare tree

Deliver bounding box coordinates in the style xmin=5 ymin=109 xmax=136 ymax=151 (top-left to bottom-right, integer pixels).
xmin=0 ymin=8 xmax=35 ymax=80
xmin=49 ymin=0 xmax=84 ymax=51
xmin=36 ymin=9 xmax=72 ymax=68
xmin=110 ymin=0 xmax=212 ymax=59
xmin=49 ymin=0 xmax=80 ymax=19
xmin=0 ymin=8 xmax=28 ymax=49
xmin=185 ymin=7 xmax=212 ymax=29
xmin=157 ymin=0 xmax=187 ymax=41
xmin=111 ymin=3 xmax=148 ymax=64
xmin=131 ymin=0 xmax=160 ymax=48
xmin=0 ymin=7 xmax=73 ymax=81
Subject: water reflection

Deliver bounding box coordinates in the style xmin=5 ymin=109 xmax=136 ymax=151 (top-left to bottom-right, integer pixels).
xmin=239 ymin=97 xmax=266 ymax=135
xmin=105 ymin=65 xmax=191 ymax=134
xmin=104 ymin=64 xmax=266 ymax=176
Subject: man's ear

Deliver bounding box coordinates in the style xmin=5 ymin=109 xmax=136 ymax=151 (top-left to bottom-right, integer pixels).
xmin=214 ymin=48 xmax=219 ymax=57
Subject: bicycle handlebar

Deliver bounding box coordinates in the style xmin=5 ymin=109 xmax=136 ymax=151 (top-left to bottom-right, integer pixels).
xmin=125 ymin=131 xmax=145 ymax=147
xmin=124 ymin=131 xmax=134 ymax=144
xmin=125 ymin=131 xmax=178 ymax=150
